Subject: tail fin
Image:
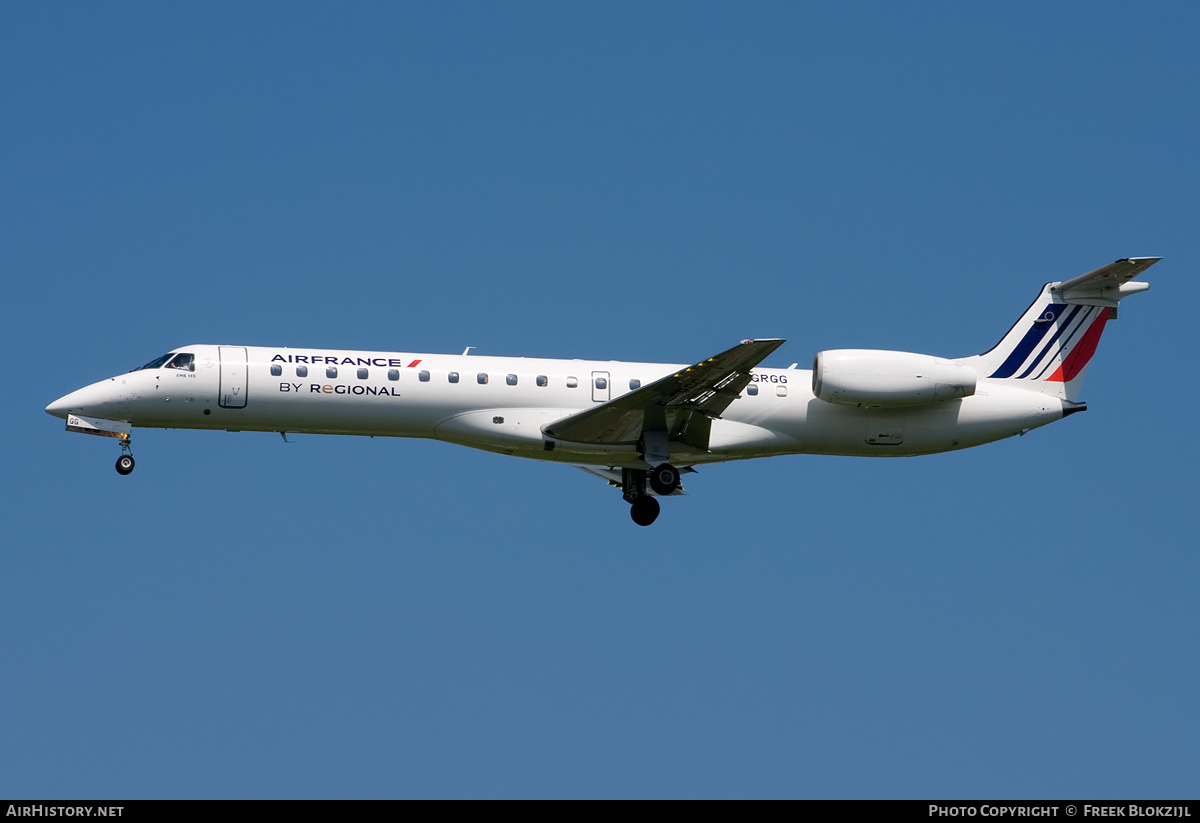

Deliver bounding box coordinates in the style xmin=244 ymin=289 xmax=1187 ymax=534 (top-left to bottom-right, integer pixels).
xmin=965 ymin=257 xmax=1158 ymax=401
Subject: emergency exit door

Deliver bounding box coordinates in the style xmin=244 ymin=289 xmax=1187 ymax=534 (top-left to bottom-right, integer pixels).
xmin=592 ymin=371 xmax=610 ymax=402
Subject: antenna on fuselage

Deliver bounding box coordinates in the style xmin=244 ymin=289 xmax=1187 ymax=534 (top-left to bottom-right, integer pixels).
xmin=462 ymin=346 xmax=474 ymax=356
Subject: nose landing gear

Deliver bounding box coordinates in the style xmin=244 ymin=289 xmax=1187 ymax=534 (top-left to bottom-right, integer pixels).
xmin=115 ymin=436 xmax=135 ymax=475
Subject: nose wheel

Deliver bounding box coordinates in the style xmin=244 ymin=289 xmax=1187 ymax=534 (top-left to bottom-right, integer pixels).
xmin=115 ymin=436 xmax=135 ymax=475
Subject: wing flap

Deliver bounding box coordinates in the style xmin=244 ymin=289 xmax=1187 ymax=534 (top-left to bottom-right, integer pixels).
xmin=544 ymin=338 xmax=785 ymax=446
xmin=573 ymin=465 xmax=690 ymax=496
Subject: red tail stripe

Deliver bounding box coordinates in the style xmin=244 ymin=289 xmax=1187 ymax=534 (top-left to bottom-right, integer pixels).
xmin=1046 ymin=311 xmax=1109 ymax=382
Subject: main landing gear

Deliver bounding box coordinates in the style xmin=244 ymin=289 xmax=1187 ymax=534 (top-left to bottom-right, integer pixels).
xmin=649 ymin=463 xmax=681 ymax=496
xmin=115 ymin=436 xmax=135 ymax=475
xmin=622 ymin=464 xmax=681 ymax=526
xmin=631 ymin=495 xmax=660 ymax=527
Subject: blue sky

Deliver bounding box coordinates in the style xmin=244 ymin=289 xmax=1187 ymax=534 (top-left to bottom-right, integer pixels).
xmin=3 ymin=2 xmax=1198 ymax=798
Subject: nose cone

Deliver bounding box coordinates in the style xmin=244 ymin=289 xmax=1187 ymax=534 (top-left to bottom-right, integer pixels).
xmin=45 ymin=380 xmax=120 ymax=419
xmin=46 ymin=390 xmax=79 ymax=419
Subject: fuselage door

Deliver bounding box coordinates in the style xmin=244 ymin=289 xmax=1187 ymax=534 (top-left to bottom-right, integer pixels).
xmin=591 ymin=371 xmax=610 ymax=403
xmin=218 ymin=346 xmax=248 ymax=409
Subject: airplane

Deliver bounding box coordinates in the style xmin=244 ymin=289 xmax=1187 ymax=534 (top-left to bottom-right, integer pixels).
xmin=46 ymin=257 xmax=1157 ymax=526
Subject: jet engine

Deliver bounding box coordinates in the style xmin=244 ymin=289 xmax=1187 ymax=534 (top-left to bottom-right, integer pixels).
xmin=812 ymin=350 xmax=977 ymax=407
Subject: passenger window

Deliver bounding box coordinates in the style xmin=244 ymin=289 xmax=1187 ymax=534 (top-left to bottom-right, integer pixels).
xmin=296 ymin=366 xmax=308 ymax=378
xmin=270 ymin=365 xmax=282 ymax=376
xmin=594 ymin=376 xmax=607 ymax=390
xmin=477 ymin=373 xmax=489 ymax=384
xmin=536 ymin=375 xmax=548 ymax=387
xmin=776 ymin=385 xmax=787 ymax=397
xmin=448 ymin=372 xmax=459 ymax=383
xmin=629 ymin=379 xmax=641 ymax=390
xmin=566 ymin=377 xmax=578 ymax=388
xmin=506 ymin=374 xmax=517 ymax=386
xmin=387 ymin=369 xmax=398 ymax=381
xmin=747 ymin=384 xmax=758 ymax=396
xmin=418 ymin=370 xmax=430 ymax=382
xmin=357 ymin=368 xmax=369 ymax=379
xmin=327 ymin=367 xmax=338 ymax=378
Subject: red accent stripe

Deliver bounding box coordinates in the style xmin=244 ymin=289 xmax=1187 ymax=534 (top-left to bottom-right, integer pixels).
xmin=1046 ymin=311 xmax=1109 ymax=382
xmin=407 ymin=359 xmax=422 ymax=368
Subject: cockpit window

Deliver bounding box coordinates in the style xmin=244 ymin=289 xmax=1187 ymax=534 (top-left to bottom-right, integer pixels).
xmin=134 ymin=353 xmax=175 ymax=371
xmin=165 ymin=353 xmax=194 ymax=372
xmin=133 ymin=351 xmax=195 ymax=372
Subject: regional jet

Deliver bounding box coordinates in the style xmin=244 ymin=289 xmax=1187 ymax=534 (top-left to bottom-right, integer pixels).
xmin=46 ymin=258 xmax=1157 ymax=525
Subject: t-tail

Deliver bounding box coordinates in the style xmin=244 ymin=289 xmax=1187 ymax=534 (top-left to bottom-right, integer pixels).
xmin=963 ymin=257 xmax=1158 ymax=403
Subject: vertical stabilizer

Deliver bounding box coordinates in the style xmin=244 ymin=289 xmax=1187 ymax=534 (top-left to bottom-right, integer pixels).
xmin=963 ymin=257 xmax=1158 ymax=401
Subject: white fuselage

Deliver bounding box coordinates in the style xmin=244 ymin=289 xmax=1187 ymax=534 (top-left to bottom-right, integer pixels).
xmin=47 ymin=343 xmax=1066 ymax=468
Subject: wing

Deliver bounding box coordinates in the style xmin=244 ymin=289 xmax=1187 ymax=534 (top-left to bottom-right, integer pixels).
xmin=543 ymin=338 xmax=786 ymax=448
xmin=1054 ymin=257 xmax=1158 ymax=307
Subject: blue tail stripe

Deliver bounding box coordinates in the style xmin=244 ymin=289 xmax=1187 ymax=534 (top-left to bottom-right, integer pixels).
xmin=988 ymin=303 xmax=1068 ymax=378
xmin=1015 ymin=304 xmax=1085 ymax=379
xmin=1031 ymin=306 xmax=1097 ymax=380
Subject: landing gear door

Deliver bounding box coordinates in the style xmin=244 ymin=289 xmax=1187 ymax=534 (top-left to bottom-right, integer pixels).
xmin=219 ymin=346 xmax=248 ymax=409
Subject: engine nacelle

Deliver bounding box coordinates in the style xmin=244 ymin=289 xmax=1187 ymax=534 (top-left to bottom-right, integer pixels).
xmin=812 ymin=350 xmax=977 ymax=407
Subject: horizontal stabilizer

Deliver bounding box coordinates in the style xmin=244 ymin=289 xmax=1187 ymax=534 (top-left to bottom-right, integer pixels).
xmin=1054 ymin=257 xmax=1159 ymax=307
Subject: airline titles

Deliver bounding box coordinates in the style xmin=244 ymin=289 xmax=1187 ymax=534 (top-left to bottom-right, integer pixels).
xmin=279 ymin=383 xmax=402 ymax=397
xmin=271 ymin=354 xmax=422 ymax=368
